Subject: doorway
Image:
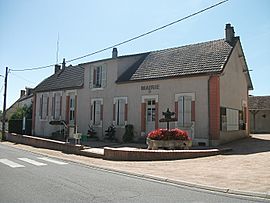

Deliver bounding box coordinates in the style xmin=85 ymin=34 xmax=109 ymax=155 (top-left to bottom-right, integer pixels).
xmin=146 ymin=99 xmax=156 ymax=133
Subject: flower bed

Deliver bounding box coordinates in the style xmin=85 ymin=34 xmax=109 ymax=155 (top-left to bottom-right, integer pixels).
xmin=147 ymin=128 xmax=192 ymax=150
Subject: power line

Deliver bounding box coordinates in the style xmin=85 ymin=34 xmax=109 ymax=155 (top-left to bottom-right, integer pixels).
xmin=10 ymin=72 xmax=36 ymax=85
xmin=10 ymin=0 xmax=228 ymax=72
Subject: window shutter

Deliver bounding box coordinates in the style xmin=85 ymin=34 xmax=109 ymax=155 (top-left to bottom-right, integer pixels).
xmin=101 ymin=64 xmax=107 ymax=88
xmin=60 ymin=95 xmax=62 ymax=117
xmin=89 ymin=66 xmax=93 ymax=88
xmin=74 ymin=95 xmax=77 ymax=126
xmin=184 ymin=96 xmax=192 ymax=126
xmin=191 ymin=101 xmax=195 ymax=122
xmin=40 ymin=96 xmax=43 ymax=118
xmin=175 ymin=101 xmax=178 ymax=121
xmin=125 ymin=103 xmax=128 ymax=122
xmin=141 ymin=103 xmax=146 ymax=132
xmin=100 ymin=104 xmax=103 ymax=121
xmin=90 ymin=104 xmax=93 ymax=121
xmin=119 ymin=99 xmax=125 ymax=125
xmin=113 ymin=103 xmax=116 ymax=121
xmin=52 ymin=96 xmax=55 ymax=119
xmin=178 ymin=96 xmax=184 ymax=126
xmin=66 ymin=96 xmax=70 ymax=124
xmin=93 ymin=68 xmax=97 ymax=86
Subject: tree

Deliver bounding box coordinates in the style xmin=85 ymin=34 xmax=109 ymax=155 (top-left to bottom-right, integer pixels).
xmin=10 ymin=105 xmax=32 ymax=120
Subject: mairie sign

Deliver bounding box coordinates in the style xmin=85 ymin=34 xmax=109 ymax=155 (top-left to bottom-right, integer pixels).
xmin=141 ymin=84 xmax=159 ymax=92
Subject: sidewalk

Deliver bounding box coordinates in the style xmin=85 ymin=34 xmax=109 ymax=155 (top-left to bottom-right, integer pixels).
xmin=2 ymin=134 xmax=270 ymax=198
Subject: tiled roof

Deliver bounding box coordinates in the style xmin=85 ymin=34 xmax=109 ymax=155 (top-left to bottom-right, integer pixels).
xmin=249 ymin=96 xmax=270 ymax=110
xmin=118 ymin=39 xmax=233 ymax=82
xmin=34 ymin=65 xmax=84 ymax=92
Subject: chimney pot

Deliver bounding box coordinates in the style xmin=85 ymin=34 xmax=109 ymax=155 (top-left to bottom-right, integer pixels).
xmin=62 ymin=58 xmax=66 ymax=69
xmin=20 ymin=90 xmax=26 ymax=98
xmin=225 ymin=23 xmax=235 ymax=45
xmin=112 ymin=48 xmax=118 ymax=58
xmin=54 ymin=64 xmax=61 ymax=73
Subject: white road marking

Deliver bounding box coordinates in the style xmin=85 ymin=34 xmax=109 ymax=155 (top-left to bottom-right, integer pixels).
xmin=37 ymin=157 xmax=68 ymax=165
xmin=0 ymin=159 xmax=25 ymax=168
xmin=18 ymin=158 xmax=47 ymax=166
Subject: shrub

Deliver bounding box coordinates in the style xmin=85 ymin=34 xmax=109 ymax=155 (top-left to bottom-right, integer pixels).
xmin=123 ymin=124 xmax=134 ymax=143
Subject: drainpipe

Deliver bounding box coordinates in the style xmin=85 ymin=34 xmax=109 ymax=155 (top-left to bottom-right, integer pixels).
xmin=207 ymin=76 xmax=211 ymax=147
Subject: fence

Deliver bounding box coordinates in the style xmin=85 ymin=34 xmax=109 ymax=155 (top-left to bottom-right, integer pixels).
xmin=8 ymin=119 xmax=32 ymax=135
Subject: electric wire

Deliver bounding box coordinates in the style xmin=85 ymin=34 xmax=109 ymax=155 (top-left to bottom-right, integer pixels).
xmin=10 ymin=0 xmax=228 ymax=72
xmin=10 ymin=72 xmax=36 ymax=85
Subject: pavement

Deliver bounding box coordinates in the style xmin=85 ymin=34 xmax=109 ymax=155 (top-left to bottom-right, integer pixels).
xmin=2 ymin=134 xmax=270 ymax=200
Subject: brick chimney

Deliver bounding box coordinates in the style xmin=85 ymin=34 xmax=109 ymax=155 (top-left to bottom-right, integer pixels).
xmin=112 ymin=48 xmax=118 ymax=58
xmin=20 ymin=90 xmax=26 ymax=98
xmin=54 ymin=64 xmax=61 ymax=73
xmin=225 ymin=23 xmax=235 ymax=45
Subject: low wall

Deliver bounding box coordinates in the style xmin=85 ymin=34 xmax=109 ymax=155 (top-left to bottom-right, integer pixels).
xmin=104 ymin=147 xmax=230 ymax=161
xmin=5 ymin=132 xmax=84 ymax=154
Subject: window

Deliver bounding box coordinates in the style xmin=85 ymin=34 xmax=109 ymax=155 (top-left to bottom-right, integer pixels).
xmin=90 ymin=64 xmax=107 ymax=89
xmin=114 ymin=97 xmax=127 ymax=126
xmin=147 ymin=99 xmax=156 ymax=122
xmin=91 ymin=99 xmax=103 ymax=126
xmin=40 ymin=94 xmax=48 ymax=119
xmin=226 ymin=108 xmax=239 ymax=131
xmin=177 ymin=96 xmax=192 ymax=127
xmin=94 ymin=66 xmax=102 ymax=88
xmin=220 ymin=107 xmax=239 ymax=131
xmin=54 ymin=93 xmax=62 ymax=120
xmin=69 ymin=95 xmax=75 ymax=123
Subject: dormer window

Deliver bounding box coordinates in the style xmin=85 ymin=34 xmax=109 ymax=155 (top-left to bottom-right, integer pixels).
xmin=89 ymin=64 xmax=107 ymax=89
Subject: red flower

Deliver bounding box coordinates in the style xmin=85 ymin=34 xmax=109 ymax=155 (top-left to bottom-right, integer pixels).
xmin=147 ymin=128 xmax=191 ymax=141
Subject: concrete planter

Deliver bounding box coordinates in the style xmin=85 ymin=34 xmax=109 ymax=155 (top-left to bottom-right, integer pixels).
xmin=147 ymin=138 xmax=192 ymax=150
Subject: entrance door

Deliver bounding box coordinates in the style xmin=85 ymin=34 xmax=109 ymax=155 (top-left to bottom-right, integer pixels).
xmin=146 ymin=99 xmax=156 ymax=133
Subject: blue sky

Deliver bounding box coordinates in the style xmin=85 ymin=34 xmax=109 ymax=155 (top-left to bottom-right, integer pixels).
xmin=0 ymin=0 xmax=269 ymax=108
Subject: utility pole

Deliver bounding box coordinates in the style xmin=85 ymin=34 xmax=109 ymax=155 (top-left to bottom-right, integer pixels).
xmin=1 ymin=67 xmax=8 ymax=141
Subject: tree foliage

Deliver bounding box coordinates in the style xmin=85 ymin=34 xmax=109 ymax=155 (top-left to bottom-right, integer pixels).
xmin=10 ymin=105 xmax=32 ymax=120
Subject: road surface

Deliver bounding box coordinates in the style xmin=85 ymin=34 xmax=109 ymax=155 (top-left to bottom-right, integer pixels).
xmin=0 ymin=143 xmax=267 ymax=203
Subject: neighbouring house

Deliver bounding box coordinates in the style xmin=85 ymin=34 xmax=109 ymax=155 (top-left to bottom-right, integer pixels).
xmin=32 ymin=61 xmax=84 ymax=137
xmin=32 ymin=23 xmax=253 ymax=146
xmin=6 ymin=88 xmax=34 ymax=120
xmin=249 ymin=96 xmax=270 ymax=133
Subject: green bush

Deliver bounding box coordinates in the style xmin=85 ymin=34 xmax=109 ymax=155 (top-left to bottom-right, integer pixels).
xmin=10 ymin=105 xmax=32 ymax=120
xmin=123 ymin=124 xmax=134 ymax=143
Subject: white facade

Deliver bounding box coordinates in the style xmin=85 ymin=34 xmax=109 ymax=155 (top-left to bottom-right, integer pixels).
xmin=32 ymin=25 xmax=252 ymax=146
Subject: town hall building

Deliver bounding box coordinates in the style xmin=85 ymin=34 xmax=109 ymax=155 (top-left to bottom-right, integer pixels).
xmin=32 ymin=24 xmax=253 ymax=146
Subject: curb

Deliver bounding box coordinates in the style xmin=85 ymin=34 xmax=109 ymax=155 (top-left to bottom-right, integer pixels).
xmin=2 ymin=141 xmax=269 ymax=201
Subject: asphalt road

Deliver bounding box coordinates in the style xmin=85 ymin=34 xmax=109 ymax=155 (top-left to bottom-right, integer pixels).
xmin=0 ymin=143 xmax=267 ymax=203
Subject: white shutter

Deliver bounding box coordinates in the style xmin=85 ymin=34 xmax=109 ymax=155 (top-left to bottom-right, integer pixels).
xmin=184 ymin=96 xmax=192 ymax=126
xmin=89 ymin=66 xmax=93 ymax=88
xmin=101 ymin=64 xmax=107 ymax=88
xmin=178 ymin=96 xmax=184 ymax=126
